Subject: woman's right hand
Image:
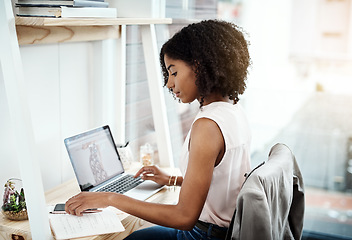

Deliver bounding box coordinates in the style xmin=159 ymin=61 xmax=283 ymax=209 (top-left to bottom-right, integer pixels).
xmin=134 ymin=165 xmax=170 ymax=186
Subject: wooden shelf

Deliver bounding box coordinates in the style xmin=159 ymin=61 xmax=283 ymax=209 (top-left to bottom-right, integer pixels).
xmin=15 ymin=17 xmax=172 ymax=45
xmin=15 ymin=16 xmax=172 ymax=26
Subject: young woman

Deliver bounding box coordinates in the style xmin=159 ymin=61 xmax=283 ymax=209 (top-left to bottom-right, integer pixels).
xmin=65 ymin=19 xmax=252 ymax=240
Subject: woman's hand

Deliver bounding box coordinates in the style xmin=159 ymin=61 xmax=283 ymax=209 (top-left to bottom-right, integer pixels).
xmin=65 ymin=192 xmax=113 ymax=216
xmin=134 ymin=165 xmax=170 ymax=186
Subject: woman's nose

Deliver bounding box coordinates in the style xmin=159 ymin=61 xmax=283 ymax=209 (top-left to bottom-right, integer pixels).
xmin=166 ymin=76 xmax=174 ymax=90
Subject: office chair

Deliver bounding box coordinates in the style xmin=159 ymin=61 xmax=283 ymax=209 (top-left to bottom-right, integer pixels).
xmin=226 ymin=143 xmax=305 ymax=240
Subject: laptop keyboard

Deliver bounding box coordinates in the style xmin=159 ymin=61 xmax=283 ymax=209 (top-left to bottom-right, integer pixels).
xmin=97 ymin=175 xmax=143 ymax=194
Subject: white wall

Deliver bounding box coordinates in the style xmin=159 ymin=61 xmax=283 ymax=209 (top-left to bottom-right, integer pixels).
xmin=0 ymin=41 xmax=102 ymax=191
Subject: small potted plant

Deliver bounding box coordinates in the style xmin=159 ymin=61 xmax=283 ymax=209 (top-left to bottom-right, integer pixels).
xmin=1 ymin=178 xmax=28 ymax=221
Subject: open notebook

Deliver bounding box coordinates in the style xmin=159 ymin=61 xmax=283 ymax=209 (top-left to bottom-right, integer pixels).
xmin=49 ymin=208 xmax=125 ymax=239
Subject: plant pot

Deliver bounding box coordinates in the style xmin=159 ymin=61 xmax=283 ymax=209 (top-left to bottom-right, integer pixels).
xmin=2 ymin=178 xmax=27 ymax=221
xmin=2 ymin=209 xmax=28 ymax=221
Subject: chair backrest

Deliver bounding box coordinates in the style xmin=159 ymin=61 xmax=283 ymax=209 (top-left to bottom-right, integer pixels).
xmin=226 ymin=143 xmax=305 ymax=240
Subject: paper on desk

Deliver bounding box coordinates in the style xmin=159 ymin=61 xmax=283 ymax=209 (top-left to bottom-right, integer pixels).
xmin=49 ymin=209 xmax=125 ymax=239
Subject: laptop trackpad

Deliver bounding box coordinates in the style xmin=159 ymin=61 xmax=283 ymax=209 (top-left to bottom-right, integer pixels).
xmin=124 ymin=180 xmax=164 ymax=201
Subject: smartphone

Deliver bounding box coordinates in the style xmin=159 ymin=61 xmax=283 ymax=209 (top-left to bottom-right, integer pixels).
xmin=50 ymin=203 xmax=101 ymax=214
xmin=51 ymin=203 xmax=66 ymax=214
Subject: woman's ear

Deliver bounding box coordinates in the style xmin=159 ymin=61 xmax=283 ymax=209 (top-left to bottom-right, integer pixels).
xmin=192 ymin=60 xmax=199 ymax=73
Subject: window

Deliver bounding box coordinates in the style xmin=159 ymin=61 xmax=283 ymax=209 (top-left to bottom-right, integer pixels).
xmin=217 ymin=0 xmax=352 ymax=239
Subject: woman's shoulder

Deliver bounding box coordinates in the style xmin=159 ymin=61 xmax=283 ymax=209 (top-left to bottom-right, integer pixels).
xmin=192 ymin=101 xmax=250 ymax=145
xmin=196 ymin=101 xmax=243 ymax=119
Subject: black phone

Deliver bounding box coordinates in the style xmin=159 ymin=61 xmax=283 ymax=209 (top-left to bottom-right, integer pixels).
xmin=51 ymin=203 xmax=66 ymax=214
xmin=51 ymin=203 xmax=101 ymax=214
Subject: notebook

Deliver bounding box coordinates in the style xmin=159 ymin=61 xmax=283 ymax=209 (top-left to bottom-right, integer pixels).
xmin=64 ymin=125 xmax=163 ymax=201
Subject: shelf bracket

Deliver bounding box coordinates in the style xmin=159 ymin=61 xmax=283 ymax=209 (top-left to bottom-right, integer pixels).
xmin=141 ymin=24 xmax=174 ymax=167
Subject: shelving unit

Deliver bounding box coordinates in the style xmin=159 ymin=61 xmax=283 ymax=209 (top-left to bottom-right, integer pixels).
xmin=1 ymin=2 xmax=173 ymax=237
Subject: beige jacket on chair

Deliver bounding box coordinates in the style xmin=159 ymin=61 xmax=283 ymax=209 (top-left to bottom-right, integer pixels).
xmin=227 ymin=143 xmax=305 ymax=240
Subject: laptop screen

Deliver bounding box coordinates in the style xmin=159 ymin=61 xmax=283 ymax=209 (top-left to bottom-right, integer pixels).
xmin=64 ymin=126 xmax=124 ymax=191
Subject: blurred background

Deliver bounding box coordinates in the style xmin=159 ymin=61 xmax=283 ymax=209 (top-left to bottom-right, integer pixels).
xmin=221 ymin=1 xmax=352 ymax=239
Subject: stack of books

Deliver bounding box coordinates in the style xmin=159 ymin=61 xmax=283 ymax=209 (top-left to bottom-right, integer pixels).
xmin=16 ymin=0 xmax=117 ymax=18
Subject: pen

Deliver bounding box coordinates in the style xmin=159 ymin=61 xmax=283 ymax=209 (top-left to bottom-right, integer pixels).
xmin=82 ymin=209 xmax=102 ymax=213
xmin=116 ymin=141 xmax=129 ymax=148
xmin=50 ymin=208 xmax=102 ymax=214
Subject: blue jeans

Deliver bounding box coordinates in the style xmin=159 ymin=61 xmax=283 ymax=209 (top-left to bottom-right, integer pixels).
xmin=124 ymin=224 xmax=227 ymax=240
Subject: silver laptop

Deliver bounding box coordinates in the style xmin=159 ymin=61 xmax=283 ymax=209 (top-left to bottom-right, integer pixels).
xmin=64 ymin=125 xmax=163 ymax=201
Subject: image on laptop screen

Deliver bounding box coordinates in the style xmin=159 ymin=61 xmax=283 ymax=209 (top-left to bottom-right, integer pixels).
xmin=64 ymin=126 xmax=124 ymax=191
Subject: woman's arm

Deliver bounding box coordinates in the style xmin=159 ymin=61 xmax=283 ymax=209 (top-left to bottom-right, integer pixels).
xmin=65 ymin=118 xmax=224 ymax=231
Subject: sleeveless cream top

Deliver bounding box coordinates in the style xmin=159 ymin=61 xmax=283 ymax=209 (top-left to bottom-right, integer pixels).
xmin=179 ymin=101 xmax=251 ymax=227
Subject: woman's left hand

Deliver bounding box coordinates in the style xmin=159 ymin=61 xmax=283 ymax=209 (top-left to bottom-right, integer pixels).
xmin=65 ymin=192 xmax=113 ymax=216
xmin=134 ymin=165 xmax=170 ymax=186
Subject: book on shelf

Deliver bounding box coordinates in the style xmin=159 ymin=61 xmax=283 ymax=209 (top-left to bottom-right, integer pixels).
xmin=16 ymin=6 xmax=117 ymax=18
xmin=16 ymin=0 xmax=109 ymax=8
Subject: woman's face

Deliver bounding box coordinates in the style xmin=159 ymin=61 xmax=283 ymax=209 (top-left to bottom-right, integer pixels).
xmin=164 ymin=55 xmax=199 ymax=104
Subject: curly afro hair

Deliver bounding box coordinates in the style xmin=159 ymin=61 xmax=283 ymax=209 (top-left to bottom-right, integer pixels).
xmin=160 ymin=19 xmax=251 ymax=106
